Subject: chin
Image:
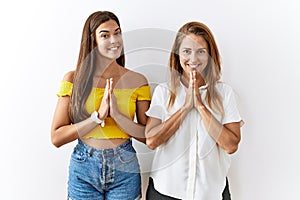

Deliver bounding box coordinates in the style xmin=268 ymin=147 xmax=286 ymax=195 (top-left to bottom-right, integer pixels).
xmin=108 ymin=53 xmax=122 ymax=60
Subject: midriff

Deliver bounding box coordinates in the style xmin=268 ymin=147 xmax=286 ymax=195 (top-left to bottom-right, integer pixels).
xmin=80 ymin=137 xmax=129 ymax=149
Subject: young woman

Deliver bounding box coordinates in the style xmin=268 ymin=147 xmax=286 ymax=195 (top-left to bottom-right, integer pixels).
xmin=145 ymin=22 xmax=243 ymax=200
xmin=51 ymin=11 xmax=151 ymax=200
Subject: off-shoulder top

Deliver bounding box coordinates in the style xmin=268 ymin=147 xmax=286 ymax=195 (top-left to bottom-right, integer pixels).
xmin=57 ymin=80 xmax=151 ymax=139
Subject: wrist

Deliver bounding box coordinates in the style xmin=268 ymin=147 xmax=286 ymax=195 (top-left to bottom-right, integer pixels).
xmin=183 ymin=103 xmax=193 ymax=112
xmin=110 ymin=108 xmax=121 ymax=119
xmin=91 ymin=111 xmax=105 ymax=127
xmin=196 ymin=104 xmax=206 ymax=113
xmin=180 ymin=105 xmax=190 ymax=116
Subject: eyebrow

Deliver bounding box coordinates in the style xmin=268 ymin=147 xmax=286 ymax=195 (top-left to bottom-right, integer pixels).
xmin=181 ymin=47 xmax=207 ymax=50
xmin=99 ymin=27 xmax=121 ymax=34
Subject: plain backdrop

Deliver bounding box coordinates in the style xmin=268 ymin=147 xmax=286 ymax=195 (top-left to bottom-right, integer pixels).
xmin=0 ymin=0 xmax=299 ymax=199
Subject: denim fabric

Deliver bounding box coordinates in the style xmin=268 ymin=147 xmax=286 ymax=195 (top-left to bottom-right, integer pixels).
xmin=68 ymin=139 xmax=141 ymax=200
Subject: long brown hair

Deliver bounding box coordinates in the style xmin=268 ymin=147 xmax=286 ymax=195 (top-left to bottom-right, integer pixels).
xmin=70 ymin=11 xmax=125 ymax=123
xmin=168 ymin=21 xmax=224 ymax=117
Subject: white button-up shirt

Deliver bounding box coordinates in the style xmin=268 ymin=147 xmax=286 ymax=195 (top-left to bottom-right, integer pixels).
xmin=146 ymin=81 xmax=242 ymax=200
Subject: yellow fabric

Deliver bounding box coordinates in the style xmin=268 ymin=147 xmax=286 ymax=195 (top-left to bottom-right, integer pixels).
xmin=57 ymin=80 xmax=151 ymax=139
xmin=57 ymin=80 xmax=73 ymax=97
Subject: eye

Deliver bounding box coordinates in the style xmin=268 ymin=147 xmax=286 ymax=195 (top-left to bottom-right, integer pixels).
xmin=198 ymin=49 xmax=206 ymax=54
xmin=115 ymin=31 xmax=121 ymax=36
xmin=182 ymin=49 xmax=191 ymax=54
xmin=100 ymin=33 xmax=110 ymax=39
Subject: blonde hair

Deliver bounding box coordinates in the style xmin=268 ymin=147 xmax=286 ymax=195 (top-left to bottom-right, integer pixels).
xmin=168 ymin=21 xmax=224 ymax=117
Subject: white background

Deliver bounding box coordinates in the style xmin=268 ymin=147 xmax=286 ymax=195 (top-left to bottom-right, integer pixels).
xmin=0 ymin=0 xmax=299 ymax=199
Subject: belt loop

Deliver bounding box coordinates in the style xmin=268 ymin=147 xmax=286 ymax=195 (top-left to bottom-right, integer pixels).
xmin=114 ymin=148 xmax=118 ymax=156
xmin=87 ymin=146 xmax=94 ymax=157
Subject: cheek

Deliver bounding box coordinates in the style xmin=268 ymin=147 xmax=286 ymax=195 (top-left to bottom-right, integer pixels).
xmin=200 ymin=58 xmax=210 ymax=71
xmin=96 ymin=40 xmax=110 ymax=50
xmin=202 ymin=59 xmax=208 ymax=66
xmin=203 ymin=54 xmax=209 ymax=62
xmin=114 ymin=35 xmax=123 ymax=45
xmin=97 ymin=45 xmax=104 ymax=52
xmin=118 ymin=36 xmax=123 ymax=43
xmin=179 ymin=56 xmax=188 ymax=66
xmin=96 ymin=44 xmax=108 ymax=56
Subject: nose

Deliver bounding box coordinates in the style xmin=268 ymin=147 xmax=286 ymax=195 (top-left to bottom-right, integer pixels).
xmin=189 ymin=51 xmax=199 ymax=63
xmin=110 ymin=35 xmax=118 ymax=44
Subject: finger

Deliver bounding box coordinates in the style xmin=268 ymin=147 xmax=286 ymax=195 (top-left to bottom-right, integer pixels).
xmin=190 ymin=71 xmax=195 ymax=90
xmin=108 ymin=90 xmax=113 ymax=106
xmin=101 ymin=79 xmax=108 ymax=99
xmin=109 ymin=78 xmax=113 ymax=93
xmin=106 ymin=79 xmax=109 ymax=88
xmin=189 ymin=71 xmax=193 ymax=88
xmin=104 ymin=79 xmax=109 ymax=94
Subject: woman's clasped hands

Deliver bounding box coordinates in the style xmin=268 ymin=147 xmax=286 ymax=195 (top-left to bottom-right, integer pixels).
xmin=184 ymin=71 xmax=206 ymax=113
xmin=97 ymin=78 xmax=121 ymax=121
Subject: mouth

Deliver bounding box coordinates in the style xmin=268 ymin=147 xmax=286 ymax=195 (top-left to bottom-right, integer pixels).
xmin=108 ymin=46 xmax=121 ymax=51
xmin=187 ymin=64 xmax=202 ymax=69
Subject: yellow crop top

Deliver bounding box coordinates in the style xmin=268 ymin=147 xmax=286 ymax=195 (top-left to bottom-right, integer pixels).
xmin=57 ymin=80 xmax=151 ymax=139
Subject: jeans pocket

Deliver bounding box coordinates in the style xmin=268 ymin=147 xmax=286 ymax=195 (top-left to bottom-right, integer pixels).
xmin=117 ymin=148 xmax=137 ymax=164
xmin=71 ymin=146 xmax=88 ymax=163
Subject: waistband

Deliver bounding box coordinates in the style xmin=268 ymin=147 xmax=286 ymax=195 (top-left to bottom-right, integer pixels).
xmin=77 ymin=139 xmax=132 ymax=157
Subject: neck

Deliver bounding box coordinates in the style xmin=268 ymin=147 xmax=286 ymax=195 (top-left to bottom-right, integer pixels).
xmin=94 ymin=59 xmax=120 ymax=78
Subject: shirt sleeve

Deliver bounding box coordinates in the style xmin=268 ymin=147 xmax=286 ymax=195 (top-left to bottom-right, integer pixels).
xmin=145 ymin=84 xmax=168 ymax=120
xmin=221 ymin=85 xmax=243 ymax=125
xmin=56 ymin=80 xmax=73 ymax=97
xmin=136 ymin=85 xmax=151 ymax=101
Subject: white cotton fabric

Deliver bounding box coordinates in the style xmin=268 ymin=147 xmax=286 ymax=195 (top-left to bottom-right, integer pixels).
xmin=146 ymin=81 xmax=242 ymax=200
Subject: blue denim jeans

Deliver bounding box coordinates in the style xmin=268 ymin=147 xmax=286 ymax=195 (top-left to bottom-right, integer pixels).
xmin=68 ymin=139 xmax=141 ymax=200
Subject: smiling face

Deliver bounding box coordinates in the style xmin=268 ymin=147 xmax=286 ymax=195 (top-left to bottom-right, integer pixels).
xmin=179 ymin=33 xmax=209 ymax=80
xmin=95 ymin=19 xmax=123 ymax=61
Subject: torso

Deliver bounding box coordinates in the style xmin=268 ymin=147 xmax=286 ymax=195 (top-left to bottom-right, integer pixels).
xmin=148 ymin=81 xmax=240 ymax=199
xmin=76 ymin=65 xmax=147 ymax=149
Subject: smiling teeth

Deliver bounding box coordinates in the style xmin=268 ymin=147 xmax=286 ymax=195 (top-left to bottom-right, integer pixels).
xmin=109 ymin=47 xmax=118 ymax=50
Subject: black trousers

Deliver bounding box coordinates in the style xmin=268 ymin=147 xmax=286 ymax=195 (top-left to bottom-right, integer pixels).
xmin=146 ymin=177 xmax=231 ymax=200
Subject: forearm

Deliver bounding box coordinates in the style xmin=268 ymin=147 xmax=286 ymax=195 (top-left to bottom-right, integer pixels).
xmin=146 ymin=106 xmax=190 ymax=150
xmin=51 ymin=117 xmax=99 ymax=148
xmin=198 ymin=106 xmax=240 ymax=154
xmin=112 ymin=113 xmax=146 ymax=140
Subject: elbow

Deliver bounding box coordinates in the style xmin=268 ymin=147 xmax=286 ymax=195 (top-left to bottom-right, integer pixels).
xmin=51 ymin=132 xmax=62 ymax=148
xmin=226 ymin=143 xmax=239 ymax=154
xmin=226 ymin=134 xmax=241 ymax=154
xmin=51 ymin=137 xmax=62 ymax=148
xmin=146 ymin=142 xmax=157 ymax=150
xmin=146 ymin=138 xmax=158 ymax=150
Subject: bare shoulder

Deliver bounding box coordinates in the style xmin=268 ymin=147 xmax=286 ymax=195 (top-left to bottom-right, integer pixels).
xmin=62 ymin=70 xmax=75 ymax=83
xmin=129 ymin=70 xmax=148 ymax=85
xmin=122 ymin=69 xmax=149 ymax=88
